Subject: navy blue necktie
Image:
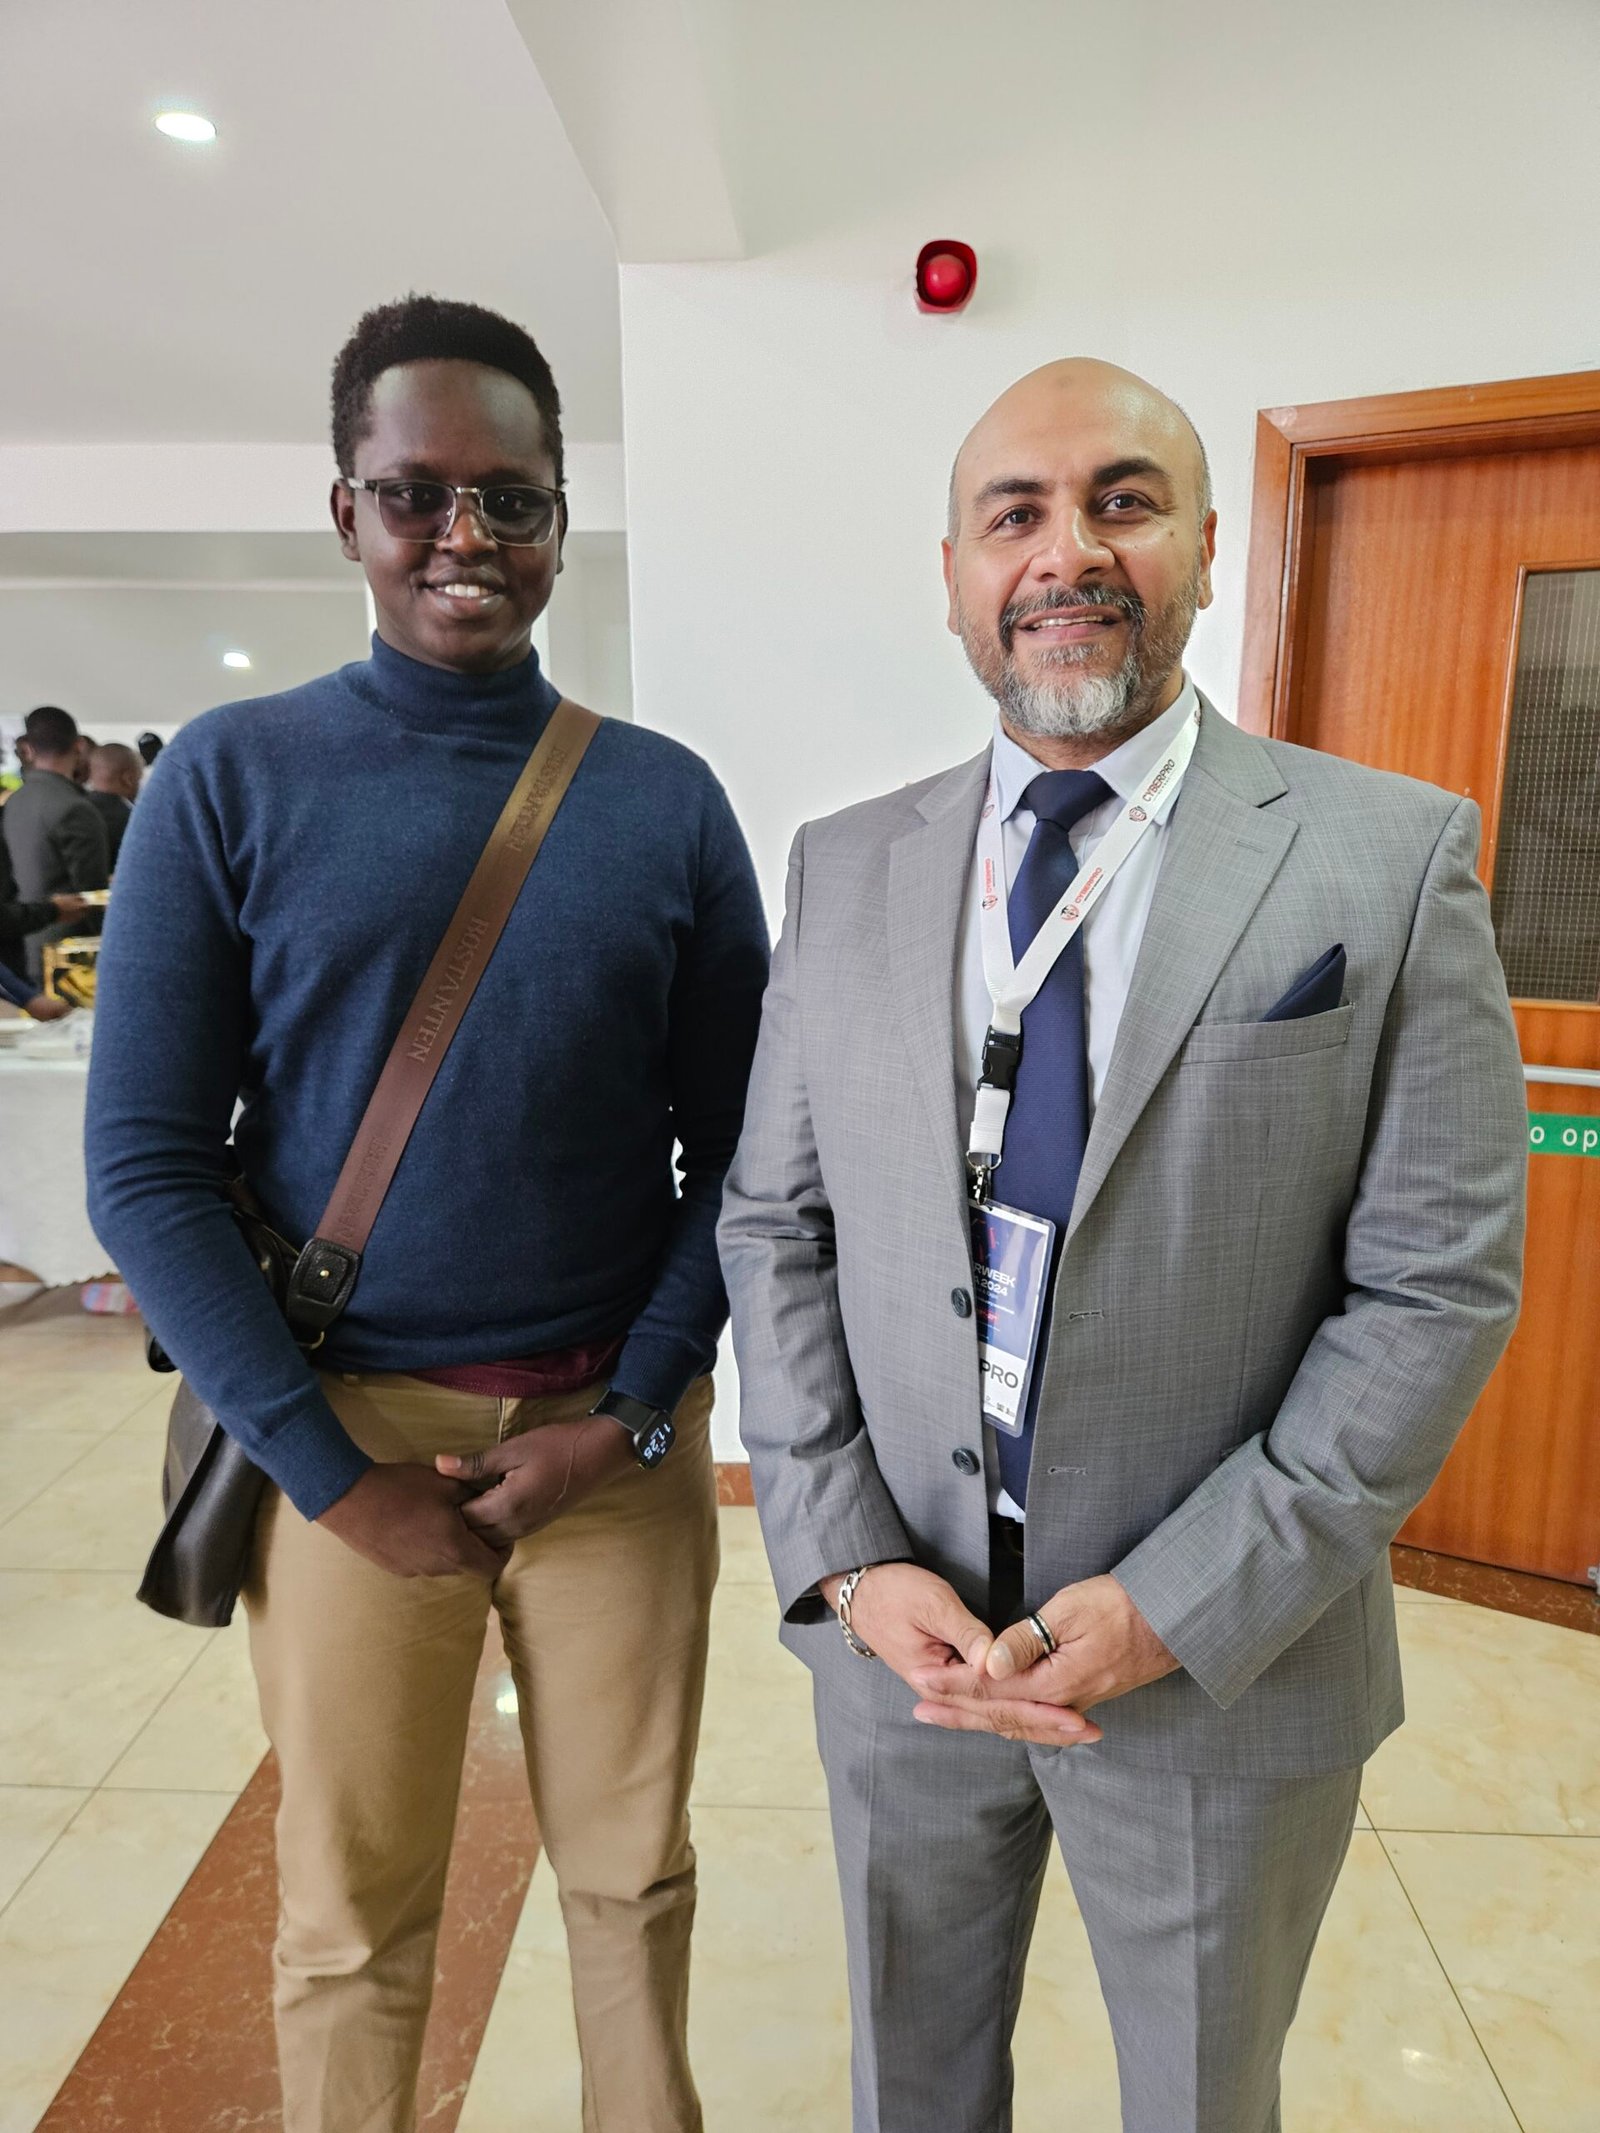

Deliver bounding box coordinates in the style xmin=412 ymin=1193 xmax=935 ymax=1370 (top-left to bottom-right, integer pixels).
xmin=993 ymin=769 xmax=1112 ymax=1508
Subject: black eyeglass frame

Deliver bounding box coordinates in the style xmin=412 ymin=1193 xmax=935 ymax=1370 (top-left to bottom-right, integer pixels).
xmin=342 ymin=476 xmax=566 ymax=547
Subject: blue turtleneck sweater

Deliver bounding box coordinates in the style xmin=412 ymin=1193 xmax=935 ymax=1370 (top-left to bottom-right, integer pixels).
xmin=86 ymin=638 xmax=769 ymax=1519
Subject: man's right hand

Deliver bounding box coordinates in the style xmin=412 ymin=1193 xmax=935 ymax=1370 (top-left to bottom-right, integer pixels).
xmin=316 ymin=1464 xmax=511 ymax=1580
xmin=819 ymin=1562 xmax=1101 ymax=1745
xmin=51 ymin=894 xmax=89 ymax=921
xmin=819 ymin=1563 xmax=995 ymax=1690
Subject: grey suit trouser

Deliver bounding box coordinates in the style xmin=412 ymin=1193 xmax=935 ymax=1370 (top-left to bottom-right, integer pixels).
xmin=813 ymin=1665 xmax=1360 ymax=2133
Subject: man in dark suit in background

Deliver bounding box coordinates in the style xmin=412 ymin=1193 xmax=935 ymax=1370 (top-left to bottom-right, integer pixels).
xmin=85 ymin=741 xmax=143 ymax=869
xmin=0 ymin=822 xmax=85 ymax=1001
xmin=1 ymin=706 xmax=109 ymax=979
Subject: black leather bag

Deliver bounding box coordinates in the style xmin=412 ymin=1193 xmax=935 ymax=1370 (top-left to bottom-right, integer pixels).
xmin=135 ymin=1196 xmax=303 ymax=1628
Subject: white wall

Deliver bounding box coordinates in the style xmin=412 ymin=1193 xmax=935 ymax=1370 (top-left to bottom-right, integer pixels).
xmin=545 ymin=533 xmax=634 ymax=717
xmin=622 ymin=0 xmax=1600 ymax=914
xmin=616 ymin=0 xmax=1600 ymax=1452
xmin=0 ymin=444 xmax=627 ymax=535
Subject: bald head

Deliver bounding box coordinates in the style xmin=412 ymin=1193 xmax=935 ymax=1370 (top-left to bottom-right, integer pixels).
xmin=941 ymin=357 xmax=1218 ymax=758
xmin=948 ymin=359 xmax=1211 ymax=538
xmin=88 ymin=742 xmax=142 ymax=801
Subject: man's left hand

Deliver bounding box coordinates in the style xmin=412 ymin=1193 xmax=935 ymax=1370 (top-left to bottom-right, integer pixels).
xmin=436 ymin=1416 xmax=636 ymax=1550
xmin=908 ymin=1575 xmax=1178 ymax=1745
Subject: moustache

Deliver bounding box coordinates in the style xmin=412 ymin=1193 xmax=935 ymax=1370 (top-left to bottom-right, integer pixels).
xmin=999 ymin=586 xmax=1147 ymax=652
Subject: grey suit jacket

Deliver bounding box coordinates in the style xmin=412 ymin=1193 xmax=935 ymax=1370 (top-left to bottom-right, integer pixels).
xmin=1 ymin=771 xmax=110 ymax=980
xmin=719 ymin=702 xmax=1527 ymax=1775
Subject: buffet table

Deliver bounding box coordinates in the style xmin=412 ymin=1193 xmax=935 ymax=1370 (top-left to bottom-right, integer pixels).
xmin=0 ymin=1022 xmax=115 ymax=1286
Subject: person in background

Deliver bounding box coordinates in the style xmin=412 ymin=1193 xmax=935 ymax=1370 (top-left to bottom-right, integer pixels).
xmin=88 ymin=294 xmax=769 ymax=2133
xmin=0 ymin=826 xmax=83 ymax=1014
xmin=0 ymin=957 xmax=72 ymax=1020
xmin=85 ymin=741 xmax=143 ymax=869
xmin=135 ymin=730 xmax=164 ymax=768
xmin=1 ymin=707 xmax=108 ymax=981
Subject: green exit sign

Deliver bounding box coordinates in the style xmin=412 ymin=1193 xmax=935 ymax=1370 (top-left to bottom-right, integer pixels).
xmin=1529 ymin=1114 xmax=1600 ymax=1158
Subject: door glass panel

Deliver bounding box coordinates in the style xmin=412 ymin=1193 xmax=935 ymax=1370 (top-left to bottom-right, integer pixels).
xmin=1489 ymin=567 xmax=1600 ymax=1003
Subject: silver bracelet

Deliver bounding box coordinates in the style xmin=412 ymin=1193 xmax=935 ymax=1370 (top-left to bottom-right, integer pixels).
xmin=836 ymin=1565 xmax=878 ymax=1659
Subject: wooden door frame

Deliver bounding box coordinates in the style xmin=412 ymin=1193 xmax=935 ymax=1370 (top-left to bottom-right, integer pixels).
xmin=1238 ymin=368 xmax=1600 ymax=744
xmin=1240 ymin=371 xmax=1600 ymax=1582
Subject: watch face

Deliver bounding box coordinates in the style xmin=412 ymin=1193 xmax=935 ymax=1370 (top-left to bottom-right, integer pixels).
xmin=638 ymin=1419 xmax=676 ymax=1468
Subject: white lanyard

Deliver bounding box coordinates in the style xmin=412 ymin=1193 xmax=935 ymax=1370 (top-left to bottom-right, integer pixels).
xmin=967 ymin=709 xmax=1199 ymax=1199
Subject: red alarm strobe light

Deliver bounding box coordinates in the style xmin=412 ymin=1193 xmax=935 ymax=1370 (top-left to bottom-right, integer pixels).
xmin=915 ymin=240 xmax=977 ymax=315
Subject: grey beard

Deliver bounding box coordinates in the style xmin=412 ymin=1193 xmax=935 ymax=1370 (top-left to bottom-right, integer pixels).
xmin=958 ymin=561 xmax=1203 ymax=746
xmin=994 ymin=641 xmax=1145 ymax=741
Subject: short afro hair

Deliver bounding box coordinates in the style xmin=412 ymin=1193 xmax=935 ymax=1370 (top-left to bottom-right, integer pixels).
xmin=330 ymin=294 xmax=564 ymax=485
xmin=24 ymin=705 xmax=81 ymax=757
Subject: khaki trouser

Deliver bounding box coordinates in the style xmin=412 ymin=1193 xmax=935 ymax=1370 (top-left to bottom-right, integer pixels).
xmin=243 ymin=1369 xmax=719 ymax=2133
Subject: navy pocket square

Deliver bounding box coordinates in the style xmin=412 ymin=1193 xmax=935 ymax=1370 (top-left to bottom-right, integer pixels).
xmin=1262 ymin=944 xmax=1346 ymax=1023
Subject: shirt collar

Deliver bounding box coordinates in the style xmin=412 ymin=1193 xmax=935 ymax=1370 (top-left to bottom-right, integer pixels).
xmin=991 ymin=677 xmax=1199 ymax=821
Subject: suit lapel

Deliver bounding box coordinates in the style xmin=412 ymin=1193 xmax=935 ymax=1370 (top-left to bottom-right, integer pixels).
xmin=1067 ymin=703 xmax=1296 ymax=1240
xmin=887 ymin=750 xmax=989 ymax=1212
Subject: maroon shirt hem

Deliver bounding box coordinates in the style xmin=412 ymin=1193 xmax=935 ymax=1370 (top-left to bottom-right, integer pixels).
xmin=408 ymin=1334 xmax=626 ymax=1401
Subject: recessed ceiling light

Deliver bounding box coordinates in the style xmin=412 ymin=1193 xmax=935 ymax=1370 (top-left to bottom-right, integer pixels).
xmin=222 ymin=650 xmax=251 ymax=669
xmin=155 ymin=111 xmax=217 ymax=144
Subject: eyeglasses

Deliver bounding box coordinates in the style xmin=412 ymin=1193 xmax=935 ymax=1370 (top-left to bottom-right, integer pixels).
xmin=343 ymin=477 xmax=564 ymax=547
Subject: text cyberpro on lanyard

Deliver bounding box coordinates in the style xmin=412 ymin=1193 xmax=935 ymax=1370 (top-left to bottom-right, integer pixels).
xmin=967 ymin=711 xmax=1199 ymax=1435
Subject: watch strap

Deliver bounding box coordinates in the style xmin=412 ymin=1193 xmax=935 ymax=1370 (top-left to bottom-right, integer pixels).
xmin=591 ymin=1388 xmax=667 ymax=1440
xmin=590 ymin=1388 xmax=675 ymax=1467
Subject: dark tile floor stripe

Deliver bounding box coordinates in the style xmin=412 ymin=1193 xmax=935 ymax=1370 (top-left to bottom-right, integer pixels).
xmin=37 ymin=1622 xmax=539 ymax=2132
xmin=714 ymin=1459 xmax=754 ymax=1505
xmin=1390 ymin=1541 xmax=1600 ymax=1633
xmin=32 ymin=1518 xmax=1595 ymax=2127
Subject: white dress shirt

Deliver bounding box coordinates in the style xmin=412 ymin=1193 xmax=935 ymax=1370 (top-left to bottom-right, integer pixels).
xmin=954 ymin=678 xmax=1199 ymax=1517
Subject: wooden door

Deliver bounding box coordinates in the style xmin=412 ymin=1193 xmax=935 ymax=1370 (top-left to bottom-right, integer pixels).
xmin=1241 ymin=372 xmax=1600 ymax=1585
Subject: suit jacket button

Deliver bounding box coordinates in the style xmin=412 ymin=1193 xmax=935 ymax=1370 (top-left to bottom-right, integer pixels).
xmin=951 ymin=1287 xmax=973 ymax=1318
xmin=951 ymin=1447 xmax=980 ymax=1476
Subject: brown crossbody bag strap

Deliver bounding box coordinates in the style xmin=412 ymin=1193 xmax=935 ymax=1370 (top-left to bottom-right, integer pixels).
xmin=137 ymin=697 xmax=600 ymax=1628
xmin=280 ymin=695 xmax=602 ymax=1342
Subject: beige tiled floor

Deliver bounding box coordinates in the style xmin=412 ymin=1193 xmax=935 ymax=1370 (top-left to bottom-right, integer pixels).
xmin=0 ymin=1299 xmax=271 ymax=2126
xmin=2 ymin=1296 xmax=1597 ymax=2132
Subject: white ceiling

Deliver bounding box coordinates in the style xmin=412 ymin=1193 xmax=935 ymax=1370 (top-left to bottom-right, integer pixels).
xmin=0 ymin=533 xmax=365 ymax=734
xmin=506 ymin=0 xmax=1107 ymax=260
xmin=0 ymin=531 xmax=350 ymax=584
xmin=682 ymin=0 xmax=1075 ymax=254
xmin=0 ymin=581 xmax=370 ymax=736
xmin=0 ymin=0 xmax=623 ymax=445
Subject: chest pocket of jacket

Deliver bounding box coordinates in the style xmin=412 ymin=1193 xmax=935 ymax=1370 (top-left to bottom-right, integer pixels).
xmin=1178 ymin=1002 xmax=1354 ymax=1067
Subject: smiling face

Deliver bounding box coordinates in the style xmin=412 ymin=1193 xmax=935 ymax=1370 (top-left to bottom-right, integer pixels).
xmin=943 ymin=360 xmax=1216 ymax=753
xmin=331 ymin=358 xmax=564 ymax=675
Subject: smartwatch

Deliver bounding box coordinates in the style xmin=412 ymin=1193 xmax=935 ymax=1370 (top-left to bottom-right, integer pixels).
xmin=591 ymin=1388 xmax=676 ymax=1469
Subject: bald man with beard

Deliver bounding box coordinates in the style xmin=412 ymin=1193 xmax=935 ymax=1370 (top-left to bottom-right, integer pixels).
xmin=720 ymin=361 xmax=1526 ymax=2132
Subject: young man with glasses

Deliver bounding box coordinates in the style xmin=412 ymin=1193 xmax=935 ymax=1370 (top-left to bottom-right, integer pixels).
xmin=88 ymin=295 xmax=769 ymax=2133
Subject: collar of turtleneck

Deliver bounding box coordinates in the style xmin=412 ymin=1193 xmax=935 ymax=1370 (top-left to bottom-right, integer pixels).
xmin=350 ymin=631 xmax=560 ymax=744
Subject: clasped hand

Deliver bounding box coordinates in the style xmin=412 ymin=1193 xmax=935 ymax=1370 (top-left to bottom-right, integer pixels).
xmin=435 ymin=1414 xmax=634 ymax=1550
xmin=821 ymin=1563 xmax=1179 ymax=1748
xmin=317 ymin=1417 xmax=634 ymax=1579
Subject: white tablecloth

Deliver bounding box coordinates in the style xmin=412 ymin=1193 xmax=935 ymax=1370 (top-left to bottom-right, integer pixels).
xmin=0 ymin=1035 xmax=115 ymax=1286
